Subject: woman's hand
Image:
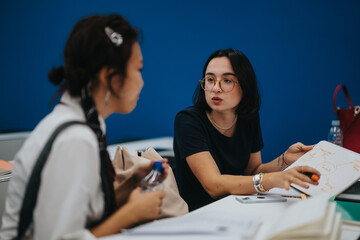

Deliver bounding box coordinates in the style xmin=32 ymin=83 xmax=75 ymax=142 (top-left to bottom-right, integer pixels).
xmin=115 ymin=159 xmax=169 ymax=207
xmin=127 ymin=187 xmax=165 ymax=223
xmin=91 ymin=187 xmax=165 ymax=237
xmin=263 ymin=165 xmax=321 ymax=191
xmin=283 ymin=142 xmax=314 ymax=165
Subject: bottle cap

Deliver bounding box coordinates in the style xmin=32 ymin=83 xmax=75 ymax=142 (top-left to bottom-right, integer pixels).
xmin=331 ymin=120 xmax=340 ymax=126
xmin=153 ymin=161 xmax=164 ymax=172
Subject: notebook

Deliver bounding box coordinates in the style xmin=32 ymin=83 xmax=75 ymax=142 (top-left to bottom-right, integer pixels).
xmin=335 ymin=180 xmax=360 ymax=202
xmin=269 ymin=141 xmax=360 ymax=199
xmin=268 ymin=195 xmax=341 ymax=240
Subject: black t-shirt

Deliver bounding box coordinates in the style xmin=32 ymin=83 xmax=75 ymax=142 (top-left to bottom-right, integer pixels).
xmin=173 ymin=106 xmax=264 ymax=211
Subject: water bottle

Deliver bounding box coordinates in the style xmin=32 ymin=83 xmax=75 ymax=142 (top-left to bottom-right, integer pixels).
xmin=141 ymin=161 xmax=164 ymax=192
xmin=328 ymin=120 xmax=343 ymax=146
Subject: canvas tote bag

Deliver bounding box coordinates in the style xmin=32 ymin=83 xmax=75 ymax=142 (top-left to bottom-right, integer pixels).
xmin=112 ymin=146 xmax=188 ymax=218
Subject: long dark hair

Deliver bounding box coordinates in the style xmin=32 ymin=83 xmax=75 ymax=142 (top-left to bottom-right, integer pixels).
xmin=193 ymin=49 xmax=261 ymax=119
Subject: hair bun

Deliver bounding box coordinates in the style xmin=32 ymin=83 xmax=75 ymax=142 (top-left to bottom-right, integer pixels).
xmin=48 ymin=66 xmax=65 ymax=85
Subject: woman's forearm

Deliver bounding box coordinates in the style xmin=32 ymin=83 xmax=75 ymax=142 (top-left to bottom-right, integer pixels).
xmin=91 ymin=203 xmax=138 ymax=237
xmin=203 ymin=174 xmax=258 ymax=199
xmin=255 ymin=154 xmax=289 ymax=173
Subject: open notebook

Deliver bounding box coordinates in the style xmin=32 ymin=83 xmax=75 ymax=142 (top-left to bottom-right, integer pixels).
xmin=267 ymin=195 xmax=341 ymax=240
xmin=269 ymin=141 xmax=360 ymax=199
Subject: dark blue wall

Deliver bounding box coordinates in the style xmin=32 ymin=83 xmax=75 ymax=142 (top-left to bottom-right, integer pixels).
xmin=1 ymin=0 xmax=359 ymax=162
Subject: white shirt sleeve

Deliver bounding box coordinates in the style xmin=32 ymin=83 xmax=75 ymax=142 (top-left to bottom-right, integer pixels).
xmin=33 ymin=127 xmax=102 ymax=240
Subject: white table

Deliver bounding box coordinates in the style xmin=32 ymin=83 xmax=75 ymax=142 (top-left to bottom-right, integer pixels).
xmin=99 ymin=194 xmax=360 ymax=240
xmin=99 ymin=195 xmax=299 ymax=240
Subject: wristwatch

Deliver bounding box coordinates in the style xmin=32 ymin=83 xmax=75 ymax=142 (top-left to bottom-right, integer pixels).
xmin=253 ymin=173 xmax=267 ymax=193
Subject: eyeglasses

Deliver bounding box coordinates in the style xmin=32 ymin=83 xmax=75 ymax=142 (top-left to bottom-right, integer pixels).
xmin=199 ymin=76 xmax=239 ymax=92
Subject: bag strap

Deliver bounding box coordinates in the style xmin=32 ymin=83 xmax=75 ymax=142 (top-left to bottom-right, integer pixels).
xmin=333 ymin=84 xmax=354 ymax=113
xmin=16 ymin=121 xmax=87 ymax=239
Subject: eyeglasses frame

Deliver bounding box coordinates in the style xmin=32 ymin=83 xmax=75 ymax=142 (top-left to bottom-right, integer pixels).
xmin=198 ymin=77 xmax=239 ymax=93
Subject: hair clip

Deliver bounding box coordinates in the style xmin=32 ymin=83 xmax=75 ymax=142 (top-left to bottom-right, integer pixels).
xmin=104 ymin=26 xmax=123 ymax=46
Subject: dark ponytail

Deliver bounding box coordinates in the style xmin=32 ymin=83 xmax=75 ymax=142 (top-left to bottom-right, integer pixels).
xmin=48 ymin=66 xmax=65 ymax=86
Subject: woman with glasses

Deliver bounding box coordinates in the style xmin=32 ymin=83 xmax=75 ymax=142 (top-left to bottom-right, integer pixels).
xmin=0 ymin=14 xmax=166 ymax=239
xmin=173 ymin=49 xmax=320 ymax=211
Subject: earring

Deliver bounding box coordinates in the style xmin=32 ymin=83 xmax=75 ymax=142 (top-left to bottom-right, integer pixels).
xmin=104 ymin=91 xmax=111 ymax=105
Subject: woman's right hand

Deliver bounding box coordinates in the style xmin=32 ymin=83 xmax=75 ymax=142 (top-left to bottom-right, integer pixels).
xmin=127 ymin=187 xmax=165 ymax=223
xmin=263 ymin=165 xmax=321 ymax=191
xmin=91 ymin=188 xmax=165 ymax=237
xmin=115 ymin=160 xmax=169 ymax=207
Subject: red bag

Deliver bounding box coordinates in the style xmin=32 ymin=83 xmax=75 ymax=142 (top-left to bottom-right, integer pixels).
xmin=333 ymin=84 xmax=360 ymax=153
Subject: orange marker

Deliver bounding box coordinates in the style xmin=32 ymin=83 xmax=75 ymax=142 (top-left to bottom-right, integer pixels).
xmin=304 ymin=172 xmax=320 ymax=182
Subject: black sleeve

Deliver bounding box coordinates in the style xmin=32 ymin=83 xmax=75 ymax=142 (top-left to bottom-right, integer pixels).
xmin=251 ymin=114 xmax=264 ymax=153
xmin=174 ymin=111 xmax=209 ymax=160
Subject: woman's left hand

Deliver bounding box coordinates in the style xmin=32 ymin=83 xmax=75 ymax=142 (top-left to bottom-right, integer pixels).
xmin=284 ymin=142 xmax=314 ymax=165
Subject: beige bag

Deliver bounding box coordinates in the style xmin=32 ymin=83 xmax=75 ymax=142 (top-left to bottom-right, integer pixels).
xmin=112 ymin=146 xmax=188 ymax=218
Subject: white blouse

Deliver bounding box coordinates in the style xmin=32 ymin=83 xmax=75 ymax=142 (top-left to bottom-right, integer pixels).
xmin=0 ymin=92 xmax=107 ymax=240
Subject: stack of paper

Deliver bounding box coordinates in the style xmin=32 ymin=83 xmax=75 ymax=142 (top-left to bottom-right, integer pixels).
xmin=267 ymin=195 xmax=341 ymax=240
xmin=124 ymin=211 xmax=262 ymax=239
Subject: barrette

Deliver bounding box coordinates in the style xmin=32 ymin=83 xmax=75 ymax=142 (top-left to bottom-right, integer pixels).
xmin=104 ymin=26 xmax=123 ymax=46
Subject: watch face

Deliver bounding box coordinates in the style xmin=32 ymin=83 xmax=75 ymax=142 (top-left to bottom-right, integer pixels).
xmin=253 ymin=174 xmax=261 ymax=185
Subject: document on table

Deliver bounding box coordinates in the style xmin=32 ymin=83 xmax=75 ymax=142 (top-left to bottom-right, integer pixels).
xmin=124 ymin=211 xmax=262 ymax=239
xmin=289 ymin=141 xmax=360 ymax=198
xmin=269 ymin=141 xmax=360 ymax=199
xmin=267 ymin=194 xmax=341 ymax=240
